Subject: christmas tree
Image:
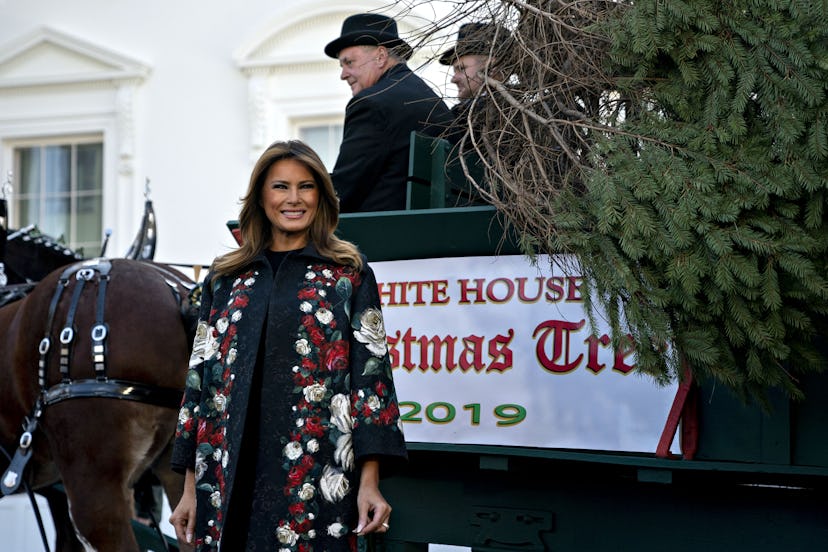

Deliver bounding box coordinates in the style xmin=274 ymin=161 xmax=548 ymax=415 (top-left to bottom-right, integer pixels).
xmin=426 ymin=0 xmax=828 ymax=401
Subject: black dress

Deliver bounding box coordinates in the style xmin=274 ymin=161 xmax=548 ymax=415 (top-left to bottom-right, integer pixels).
xmin=223 ymin=249 xmax=342 ymax=550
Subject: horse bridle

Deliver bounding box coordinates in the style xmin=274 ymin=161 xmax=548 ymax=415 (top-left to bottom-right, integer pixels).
xmin=35 ymin=259 xmax=187 ymax=406
xmin=2 ymin=259 xmax=188 ymax=495
xmin=0 ymin=258 xmax=192 ymax=552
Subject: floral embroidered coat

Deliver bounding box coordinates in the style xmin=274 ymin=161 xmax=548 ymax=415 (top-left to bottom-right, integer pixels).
xmin=171 ymin=245 xmax=407 ymax=551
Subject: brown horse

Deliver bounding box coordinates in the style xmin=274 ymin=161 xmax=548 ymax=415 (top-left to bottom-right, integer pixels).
xmin=0 ymin=258 xmax=197 ymax=551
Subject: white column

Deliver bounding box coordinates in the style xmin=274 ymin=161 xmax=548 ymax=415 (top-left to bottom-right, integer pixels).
xmin=246 ymin=71 xmax=271 ymax=162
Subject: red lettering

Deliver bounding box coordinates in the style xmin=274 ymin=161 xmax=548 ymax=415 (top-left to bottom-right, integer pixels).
xmin=400 ymin=328 xmax=417 ymax=370
xmin=486 ymin=277 xmax=514 ymax=303
xmin=458 ymin=278 xmax=486 ymax=304
xmin=408 ymin=281 xmax=429 ymax=306
xmin=389 ymin=330 xmax=515 ymax=373
xmin=377 ymin=281 xmax=395 ymax=306
xmin=387 ymin=330 xmax=401 ymax=368
xmin=566 ymin=277 xmax=583 ymax=301
xmin=487 ymin=329 xmax=514 ymax=372
xmin=584 ymin=334 xmax=611 ymax=373
xmin=379 ymin=280 xmax=451 ymax=306
xmin=398 ymin=281 xmax=410 ymax=305
xmin=533 ymin=319 xmax=585 ymax=373
xmin=417 ymin=335 xmax=458 ymax=371
xmin=377 ymin=281 xmax=410 ymax=306
xmin=460 ymin=335 xmax=485 ymax=371
xmin=613 ymin=334 xmax=635 ymax=374
xmin=545 ymin=277 xmax=565 ymax=302
xmin=516 ymin=277 xmax=544 ymax=302
xmin=431 ymin=280 xmax=450 ymax=304
xmin=585 ymin=333 xmax=637 ymax=374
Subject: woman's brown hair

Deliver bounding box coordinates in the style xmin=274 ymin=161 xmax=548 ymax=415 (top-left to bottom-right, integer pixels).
xmin=211 ymin=140 xmax=362 ymax=278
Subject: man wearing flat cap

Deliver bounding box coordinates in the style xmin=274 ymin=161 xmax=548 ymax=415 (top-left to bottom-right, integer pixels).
xmin=325 ymin=13 xmax=452 ymax=212
xmin=439 ymin=23 xmax=513 ymax=205
xmin=440 ymin=22 xmax=512 ymax=125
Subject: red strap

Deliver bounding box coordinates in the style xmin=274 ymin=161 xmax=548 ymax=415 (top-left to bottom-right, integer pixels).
xmin=656 ymin=364 xmax=698 ymax=459
xmin=231 ymin=228 xmax=243 ymax=246
xmin=679 ymin=379 xmax=699 ymax=459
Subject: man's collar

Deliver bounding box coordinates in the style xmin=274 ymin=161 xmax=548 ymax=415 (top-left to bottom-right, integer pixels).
xmin=367 ymin=62 xmax=410 ymax=90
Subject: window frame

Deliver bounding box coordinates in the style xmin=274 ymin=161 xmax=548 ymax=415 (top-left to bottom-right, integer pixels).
xmin=10 ymin=134 xmax=104 ymax=253
xmin=293 ymin=117 xmax=345 ymax=172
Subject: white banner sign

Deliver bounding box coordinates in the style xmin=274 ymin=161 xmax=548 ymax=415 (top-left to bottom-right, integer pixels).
xmin=372 ymin=255 xmax=677 ymax=454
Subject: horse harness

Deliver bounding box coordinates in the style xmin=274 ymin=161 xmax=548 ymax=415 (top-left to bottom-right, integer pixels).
xmin=1 ymin=258 xmax=190 ymax=497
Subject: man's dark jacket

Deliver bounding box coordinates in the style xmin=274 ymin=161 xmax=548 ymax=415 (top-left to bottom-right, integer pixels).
xmin=331 ymin=63 xmax=452 ymax=212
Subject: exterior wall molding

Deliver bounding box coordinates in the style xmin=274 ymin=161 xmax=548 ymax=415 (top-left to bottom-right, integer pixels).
xmin=0 ymin=25 xmax=150 ymax=90
xmin=115 ymin=79 xmax=142 ymax=177
xmin=0 ymin=25 xmax=152 ymax=251
xmin=234 ymin=1 xmax=410 ymax=160
xmin=247 ymin=74 xmax=269 ymax=154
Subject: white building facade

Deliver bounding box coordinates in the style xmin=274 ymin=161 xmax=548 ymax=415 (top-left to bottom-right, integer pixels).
xmin=0 ymin=1 xmax=455 ymax=548
xmin=0 ymin=0 xmax=452 ymax=267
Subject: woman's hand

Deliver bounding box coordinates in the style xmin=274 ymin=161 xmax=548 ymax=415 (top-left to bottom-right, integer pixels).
xmin=354 ymin=459 xmax=392 ymax=535
xmin=170 ymin=469 xmax=196 ymax=545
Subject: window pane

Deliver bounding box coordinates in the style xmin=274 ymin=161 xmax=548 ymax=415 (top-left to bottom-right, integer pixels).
xmin=330 ymin=125 xmax=343 ymax=147
xmin=16 ymin=147 xmax=40 ymax=195
xmin=16 ymin=198 xmax=37 ymax=227
xmin=76 ymin=195 xmax=102 ymax=244
xmin=43 ymin=197 xmax=70 ymax=240
xmin=300 ymin=126 xmax=328 ymax=147
xmin=44 ymin=145 xmax=71 ymax=195
xmin=299 ymin=126 xmax=330 ymax=167
xmin=299 ymin=125 xmax=343 ymax=171
xmin=12 ymin=140 xmax=102 ymax=251
xmin=77 ymin=143 xmax=103 ymax=191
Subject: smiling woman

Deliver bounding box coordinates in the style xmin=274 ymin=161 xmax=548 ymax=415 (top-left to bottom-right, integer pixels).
xmin=169 ymin=140 xmax=407 ymax=551
xmin=260 ymin=157 xmax=319 ymax=250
